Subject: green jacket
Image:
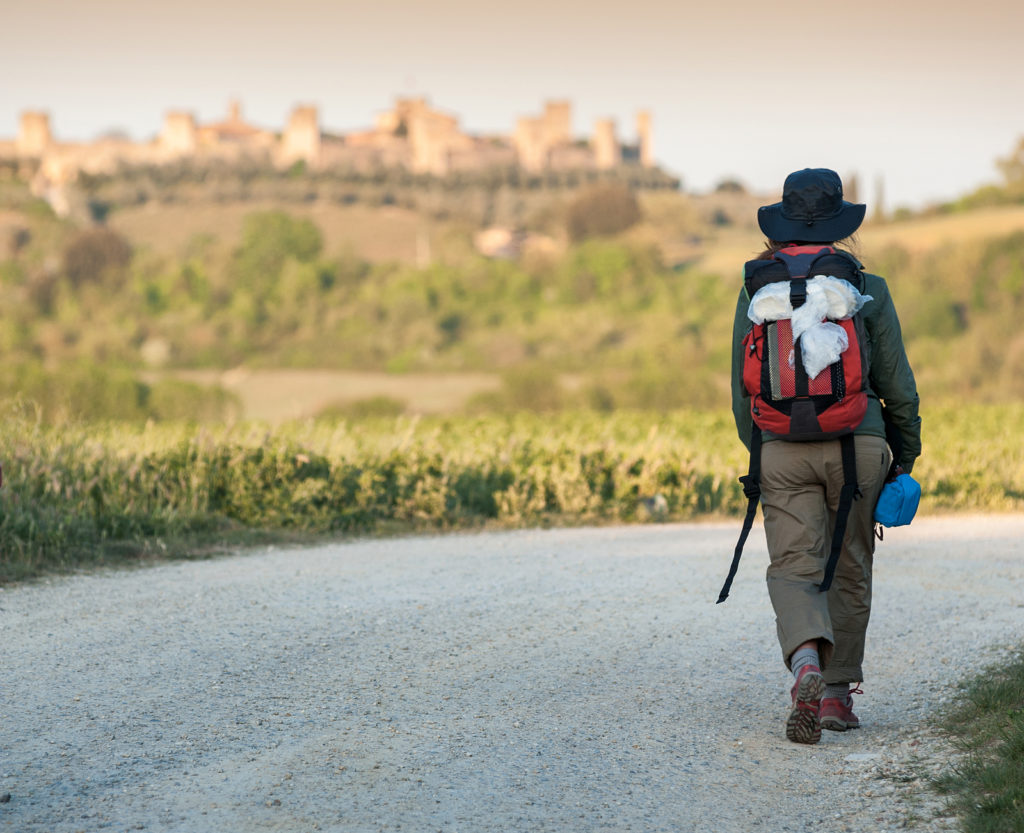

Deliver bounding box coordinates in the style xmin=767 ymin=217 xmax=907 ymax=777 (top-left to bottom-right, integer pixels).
xmin=731 ymin=271 xmax=922 ymax=472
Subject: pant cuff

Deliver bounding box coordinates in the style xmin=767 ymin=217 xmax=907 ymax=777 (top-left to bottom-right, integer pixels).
xmin=823 ymin=665 xmax=863 ymax=686
xmin=781 ymin=634 xmax=834 ymax=671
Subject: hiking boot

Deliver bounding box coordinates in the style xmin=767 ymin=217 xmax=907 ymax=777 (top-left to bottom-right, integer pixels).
xmin=786 ymin=665 xmax=825 ymax=744
xmin=820 ymin=686 xmax=862 ymax=731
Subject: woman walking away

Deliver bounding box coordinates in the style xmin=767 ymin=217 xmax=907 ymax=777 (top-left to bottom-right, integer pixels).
xmin=729 ymin=168 xmax=921 ymax=744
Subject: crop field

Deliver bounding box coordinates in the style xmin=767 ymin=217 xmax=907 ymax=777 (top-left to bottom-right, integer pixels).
xmin=2 ymin=403 xmax=1022 ymax=583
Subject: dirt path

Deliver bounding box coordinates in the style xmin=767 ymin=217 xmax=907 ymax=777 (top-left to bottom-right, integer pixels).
xmin=3 ymin=516 xmax=1023 ymax=832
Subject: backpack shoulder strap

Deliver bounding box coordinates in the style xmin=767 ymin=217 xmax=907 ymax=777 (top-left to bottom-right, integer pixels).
xmin=774 ymin=246 xmax=835 ymax=278
xmin=745 ymin=246 xmax=837 ymax=297
xmin=818 ymin=433 xmax=862 ymax=593
xmin=718 ymin=426 xmax=762 ymax=603
xmin=806 ymin=249 xmax=866 ymax=293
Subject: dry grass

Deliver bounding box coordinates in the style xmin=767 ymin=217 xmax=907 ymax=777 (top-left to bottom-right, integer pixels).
xmin=110 ymin=201 xmax=448 ymax=264
xmin=691 ymin=204 xmax=1024 ymax=279
xmin=106 ymin=191 xmax=1024 ymax=277
xmin=147 ymin=369 xmax=503 ymax=421
xmin=862 ymin=205 xmax=1024 ymax=253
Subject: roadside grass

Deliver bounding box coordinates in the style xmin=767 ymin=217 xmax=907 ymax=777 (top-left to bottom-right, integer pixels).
xmin=934 ymin=650 xmax=1024 ymax=833
xmin=2 ymin=402 xmax=1023 ymax=584
xmin=0 ymin=407 xmax=744 ymax=583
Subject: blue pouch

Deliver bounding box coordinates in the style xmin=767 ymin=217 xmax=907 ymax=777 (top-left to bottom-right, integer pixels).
xmin=873 ymin=473 xmax=921 ymax=527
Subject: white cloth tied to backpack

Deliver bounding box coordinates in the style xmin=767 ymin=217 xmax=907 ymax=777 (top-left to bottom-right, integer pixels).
xmin=747 ymin=275 xmax=873 ymax=379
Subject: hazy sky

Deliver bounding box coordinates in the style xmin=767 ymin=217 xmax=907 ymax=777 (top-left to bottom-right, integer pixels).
xmin=4 ymin=0 xmax=1023 ymax=209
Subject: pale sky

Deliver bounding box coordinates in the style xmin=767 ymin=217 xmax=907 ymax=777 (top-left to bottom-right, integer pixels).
xmin=4 ymin=0 xmax=1023 ymax=209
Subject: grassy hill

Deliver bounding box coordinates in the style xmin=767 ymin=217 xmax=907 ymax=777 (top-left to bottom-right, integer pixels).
xmin=3 ymin=162 xmax=1024 ymax=421
xmin=108 ymin=201 xmax=434 ymax=265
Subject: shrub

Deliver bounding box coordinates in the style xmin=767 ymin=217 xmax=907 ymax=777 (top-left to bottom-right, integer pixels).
xmin=234 ymin=210 xmax=323 ymax=286
xmin=147 ymin=379 xmax=242 ymax=422
xmin=315 ymin=396 xmax=407 ymax=420
xmin=565 ymin=184 xmax=642 ymax=242
xmin=0 ymin=363 xmax=238 ymax=423
xmin=464 ymin=365 xmax=566 ymax=413
xmin=62 ymin=227 xmax=132 ymax=286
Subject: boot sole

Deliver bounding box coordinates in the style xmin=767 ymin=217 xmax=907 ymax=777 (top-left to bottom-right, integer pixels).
xmin=821 ymin=716 xmax=860 ymax=732
xmin=786 ymin=671 xmax=825 ymax=744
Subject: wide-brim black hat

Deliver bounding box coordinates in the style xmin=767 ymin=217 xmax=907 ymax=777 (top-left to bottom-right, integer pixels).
xmin=758 ymin=168 xmax=866 ymax=243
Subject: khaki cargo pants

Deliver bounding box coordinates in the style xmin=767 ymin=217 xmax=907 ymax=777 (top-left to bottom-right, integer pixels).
xmin=760 ymin=434 xmax=891 ymax=684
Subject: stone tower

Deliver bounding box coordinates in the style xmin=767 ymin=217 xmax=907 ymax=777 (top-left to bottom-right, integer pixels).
xmin=281 ymin=105 xmax=321 ymax=165
xmin=160 ymin=111 xmax=198 ymax=155
xmin=376 ymin=98 xmax=429 ymax=134
xmin=636 ymin=110 xmax=652 ymax=167
xmin=543 ymin=100 xmax=571 ymax=145
xmin=513 ymin=100 xmax=574 ymax=172
xmin=409 ymin=109 xmax=465 ymax=176
xmin=17 ymin=111 xmax=52 ymax=156
xmin=593 ymin=118 xmax=620 ymax=169
xmin=514 ymin=116 xmax=547 ymax=172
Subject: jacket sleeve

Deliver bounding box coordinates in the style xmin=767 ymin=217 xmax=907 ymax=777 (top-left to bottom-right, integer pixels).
xmin=863 ymin=275 xmax=922 ymax=472
xmin=731 ymin=286 xmax=753 ymax=451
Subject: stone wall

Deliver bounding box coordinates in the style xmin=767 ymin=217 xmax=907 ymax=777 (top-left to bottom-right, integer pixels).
xmin=3 ymin=97 xmax=660 ymax=214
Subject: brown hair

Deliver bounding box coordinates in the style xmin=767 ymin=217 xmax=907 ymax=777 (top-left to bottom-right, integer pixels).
xmin=756 ymin=234 xmax=861 ymax=261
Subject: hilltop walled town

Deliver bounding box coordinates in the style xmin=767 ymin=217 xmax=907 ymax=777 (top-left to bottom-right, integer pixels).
xmin=1 ymin=98 xmax=655 ymax=215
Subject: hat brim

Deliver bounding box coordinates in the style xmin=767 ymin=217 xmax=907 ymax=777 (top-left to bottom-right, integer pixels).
xmin=757 ymin=201 xmax=866 ymax=243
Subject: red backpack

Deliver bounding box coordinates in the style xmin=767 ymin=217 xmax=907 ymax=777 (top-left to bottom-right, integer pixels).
xmin=718 ymin=245 xmax=870 ymax=603
xmin=742 ymin=245 xmax=868 ymax=438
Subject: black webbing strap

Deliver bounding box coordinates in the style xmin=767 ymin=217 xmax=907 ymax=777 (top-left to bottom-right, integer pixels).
xmin=818 ymin=433 xmax=862 ymax=593
xmin=718 ymin=426 xmax=762 ymax=604
xmin=789 ymin=277 xmax=807 ymax=309
xmin=789 ymin=278 xmax=809 ymax=396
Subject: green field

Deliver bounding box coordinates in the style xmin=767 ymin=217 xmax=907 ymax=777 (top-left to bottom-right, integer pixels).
xmin=2 ymin=403 xmax=1022 ymax=583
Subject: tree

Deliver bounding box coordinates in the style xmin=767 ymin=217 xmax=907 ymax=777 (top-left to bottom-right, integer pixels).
xmin=565 ymin=183 xmax=642 ymax=243
xmin=234 ymin=210 xmax=323 ymax=286
xmin=62 ymin=228 xmax=132 ymax=286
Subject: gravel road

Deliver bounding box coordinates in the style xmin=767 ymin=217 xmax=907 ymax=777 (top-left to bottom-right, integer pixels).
xmin=3 ymin=515 xmax=1024 ymax=832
